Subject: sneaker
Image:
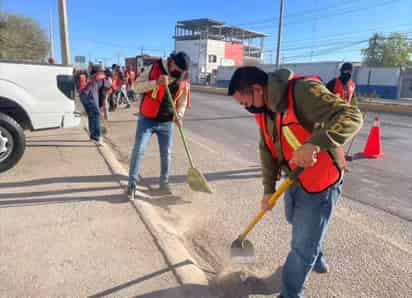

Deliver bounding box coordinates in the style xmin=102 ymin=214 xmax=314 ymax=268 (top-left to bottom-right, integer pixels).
xmin=158 ymin=183 xmax=172 ymax=194
xmin=125 ymin=104 xmax=131 ymax=109
xmin=313 ymin=254 xmax=329 ymax=274
xmin=92 ymin=139 xmax=104 ymax=146
xmin=125 ymin=184 xmax=136 ymax=197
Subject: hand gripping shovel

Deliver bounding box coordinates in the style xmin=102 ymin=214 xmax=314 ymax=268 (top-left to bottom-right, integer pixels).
xmin=230 ymin=167 xmax=304 ymax=263
xmin=165 ymin=85 xmax=212 ymax=193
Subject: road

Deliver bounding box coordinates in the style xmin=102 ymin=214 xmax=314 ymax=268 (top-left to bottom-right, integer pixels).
xmin=183 ymin=93 xmax=412 ymax=221
xmin=105 ymin=92 xmax=412 ymax=297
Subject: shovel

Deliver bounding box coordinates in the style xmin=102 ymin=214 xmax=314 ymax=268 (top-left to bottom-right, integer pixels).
xmin=165 ymin=85 xmax=212 ymax=194
xmin=345 ymin=110 xmax=368 ymax=161
xmin=230 ymin=167 xmax=304 ymax=263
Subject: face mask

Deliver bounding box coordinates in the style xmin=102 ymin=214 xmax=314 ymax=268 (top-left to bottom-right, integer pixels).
xmin=170 ymin=70 xmax=182 ymax=79
xmin=245 ymin=105 xmax=267 ymax=114
xmin=340 ymin=73 xmax=351 ymax=84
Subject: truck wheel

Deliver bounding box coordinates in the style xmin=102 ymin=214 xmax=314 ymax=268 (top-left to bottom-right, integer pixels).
xmin=0 ymin=112 xmax=25 ymax=173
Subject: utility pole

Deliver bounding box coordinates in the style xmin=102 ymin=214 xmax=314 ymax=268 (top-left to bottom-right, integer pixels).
xmin=0 ymin=0 xmax=7 ymax=28
xmin=48 ymin=9 xmax=54 ymax=59
xmin=310 ymin=0 xmax=318 ymax=62
xmin=58 ymin=0 xmax=71 ymax=65
xmin=275 ymin=0 xmax=284 ymax=69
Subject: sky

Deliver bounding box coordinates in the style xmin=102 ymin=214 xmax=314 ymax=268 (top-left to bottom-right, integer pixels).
xmin=2 ymin=0 xmax=412 ymax=66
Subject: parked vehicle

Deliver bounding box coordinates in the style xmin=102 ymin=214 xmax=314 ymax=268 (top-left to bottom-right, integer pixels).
xmin=0 ymin=61 xmax=81 ymax=173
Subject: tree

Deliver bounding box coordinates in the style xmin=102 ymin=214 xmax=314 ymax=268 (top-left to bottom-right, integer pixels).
xmin=362 ymin=32 xmax=412 ymax=67
xmin=0 ymin=13 xmax=49 ymax=62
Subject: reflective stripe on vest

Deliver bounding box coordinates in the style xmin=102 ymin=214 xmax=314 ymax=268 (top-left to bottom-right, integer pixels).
xmin=256 ymin=75 xmax=343 ymax=193
xmin=333 ymin=78 xmax=355 ymax=104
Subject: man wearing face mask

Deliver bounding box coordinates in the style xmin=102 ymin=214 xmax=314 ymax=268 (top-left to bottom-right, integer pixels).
xmin=228 ymin=67 xmax=363 ymax=298
xmin=126 ymin=52 xmax=190 ymax=195
xmin=326 ymin=62 xmax=356 ymax=105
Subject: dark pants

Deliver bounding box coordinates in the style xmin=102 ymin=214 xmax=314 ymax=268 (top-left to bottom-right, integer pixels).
xmin=80 ymin=96 xmax=101 ymax=141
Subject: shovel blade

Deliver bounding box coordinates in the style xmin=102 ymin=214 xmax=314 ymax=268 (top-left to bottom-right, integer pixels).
xmin=230 ymin=237 xmax=256 ymax=264
xmin=187 ymin=167 xmax=213 ymax=193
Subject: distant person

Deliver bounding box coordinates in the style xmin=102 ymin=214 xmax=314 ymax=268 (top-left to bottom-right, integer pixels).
xmin=79 ymin=65 xmax=111 ymax=145
xmin=99 ymin=68 xmax=113 ymax=134
xmin=326 ymin=62 xmax=356 ymax=105
xmin=48 ymin=57 xmax=55 ymax=64
xmin=126 ymin=65 xmax=137 ymax=101
xmin=126 ymin=51 xmax=191 ymax=195
xmin=113 ymin=66 xmax=131 ymax=109
xmin=206 ymin=73 xmax=211 ymax=85
xmin=77 ymin=70 xmax=88 ymax=93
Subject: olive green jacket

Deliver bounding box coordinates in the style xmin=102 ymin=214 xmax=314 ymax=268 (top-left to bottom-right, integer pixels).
xmin=260 ymin=69 xmax=363 ymax=194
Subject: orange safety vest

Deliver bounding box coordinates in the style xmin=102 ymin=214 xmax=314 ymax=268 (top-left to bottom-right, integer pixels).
xmin=140 ymin=61 xmax=190 ymax=119
xmin=126 ymin=70 xmax=136 ymax=90
xmin=255 ymin=75 xmax=344 ymax=193
xmin=79 ymin=73 xmax=88 ymax=92
xmin=112 ymin=71 xmax=123 ymax=90
xmin=333 ymin=78 xmax=355 ymax=104
xmin=129 ymin=70 xmax=136 ymax=82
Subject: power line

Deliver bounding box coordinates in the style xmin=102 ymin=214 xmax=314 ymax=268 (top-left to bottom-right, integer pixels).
xmin=232 ymin=0 xmax=403 ymax=30
xmin=283 ymin=39 xmax=368 ymax=60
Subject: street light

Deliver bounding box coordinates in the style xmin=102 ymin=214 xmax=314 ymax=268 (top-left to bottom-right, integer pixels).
xmin=0 ymin=0 xmax=7 ymax=28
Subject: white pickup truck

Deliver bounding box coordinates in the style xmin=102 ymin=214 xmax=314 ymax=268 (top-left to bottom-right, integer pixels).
xmin=0 ymin=61 xmax=81 ymax=173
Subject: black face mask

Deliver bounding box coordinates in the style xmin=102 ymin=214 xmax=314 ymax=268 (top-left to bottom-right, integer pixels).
xmin=340 ymin=73 xmax=351 ymax=84
xmin=245 ymin=105 xmax=267 ymax=114
xmin=170 ymin=70 xmax=182 ymax=79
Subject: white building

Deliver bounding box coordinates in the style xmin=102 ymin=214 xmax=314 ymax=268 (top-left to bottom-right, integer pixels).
xmin=174 ymin=18 xmax=267 ymax=84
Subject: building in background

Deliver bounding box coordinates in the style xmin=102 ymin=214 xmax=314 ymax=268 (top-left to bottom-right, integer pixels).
xmin=215 ymin=61 xmax=410 ymax=100
xmin=125 ymin=55 xmax=161 ymax=73
xmin=73 ymin=55 xmax=87 ymax=70
xmin=174 ymin=18 xmax=267 ymax=84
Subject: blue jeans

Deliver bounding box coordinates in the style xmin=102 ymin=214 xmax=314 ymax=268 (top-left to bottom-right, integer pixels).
xmin=80 ymin=96 xmax=101 ymax=141
xmin=128 ymin=116 xmax=174 ymax=188
xmin=281 ymin=179 xmax=343 ymax=298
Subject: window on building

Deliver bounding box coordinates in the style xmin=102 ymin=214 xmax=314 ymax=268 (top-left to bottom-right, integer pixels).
xmin=208 ymin=55 xmax=217 ymax=63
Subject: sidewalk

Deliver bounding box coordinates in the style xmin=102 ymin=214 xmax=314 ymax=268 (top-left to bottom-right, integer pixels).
xmin=0 ymin=126 xmax=209 ymax=297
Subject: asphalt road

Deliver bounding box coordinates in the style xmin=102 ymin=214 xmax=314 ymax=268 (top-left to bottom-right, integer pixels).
xmin=184 ymin=93 xmax=412 ymax=221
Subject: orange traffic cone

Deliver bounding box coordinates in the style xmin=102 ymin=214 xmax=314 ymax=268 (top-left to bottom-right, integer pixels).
xmin=362 ymin=117 xmax=384 ymax=158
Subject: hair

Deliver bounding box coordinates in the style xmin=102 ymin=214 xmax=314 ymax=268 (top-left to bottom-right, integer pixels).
xmin=340 ymin=62 xmax=353 ymax=72
xmin=228 ymin=66 xmax=268 ymax=96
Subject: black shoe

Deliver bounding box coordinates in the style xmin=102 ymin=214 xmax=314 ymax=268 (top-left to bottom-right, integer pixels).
xmin=158 ymin=183 xmax=172 ymax=194
xmin=125 ymin=184 xmax=136 ymax=197
xmin=313 ymin=254 xmax=329 ymax=274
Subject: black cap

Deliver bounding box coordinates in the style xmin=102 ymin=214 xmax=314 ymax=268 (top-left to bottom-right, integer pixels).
xmin=340 ymin=62 xmax=353 ymax=72
xmin=228 ymin=66 xmax=268 ymax=96
xmin=171 ymin=51 xmax=190 ymax=71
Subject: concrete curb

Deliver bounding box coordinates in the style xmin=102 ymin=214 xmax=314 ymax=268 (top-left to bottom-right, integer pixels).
xmin=97 ymin=143 xmax=210 ymax=288
xmin=192 ymin=85 xmax=412 ymax=115
xmin=357 ymin=101 xmax=412 ymax=115
xmin=79 ymin=116 xmax=211 ymax=295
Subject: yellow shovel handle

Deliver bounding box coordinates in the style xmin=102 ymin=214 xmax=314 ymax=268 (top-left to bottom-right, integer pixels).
xmin=239 ymin=167 xmax=303 ymax=241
